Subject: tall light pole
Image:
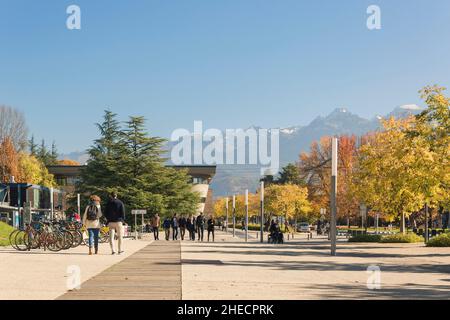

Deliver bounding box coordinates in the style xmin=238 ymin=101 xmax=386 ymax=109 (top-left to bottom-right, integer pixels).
xmin=376 ymin=213 xmax=379 ymax=234
xmin=245 ymin=189 xmax=249 ymax=242
xmin=425 ymin=203 xmax=429 ymax=243
xmin=50 ymin=187 xmax=54 ymax=221
xmin=225 ymin=197 xmax=229 ymax=233
xmin=77 ymin=193 xmax=81 ymax=217
xmin=260 ymin=181 xmax=264 ymax=243
xmin=232 ymin=195 xmax=236 ymax=238
xmin=330 ymin=137 xmax=338 ymax=256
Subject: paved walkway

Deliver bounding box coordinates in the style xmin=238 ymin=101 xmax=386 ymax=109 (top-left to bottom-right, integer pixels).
xmin=2 ymin=230 xmax=450 ymax=300
xmin=181 ymin=231 xmax=450 ymax=300
xmin=59 ymin=241 xmax=182 ymax=300
xmin=0 ymin=239 xmax=149 ymax=300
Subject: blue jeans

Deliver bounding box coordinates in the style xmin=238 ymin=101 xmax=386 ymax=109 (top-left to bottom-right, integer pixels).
xmin=88 ymin=228 xmax=100 ymax=248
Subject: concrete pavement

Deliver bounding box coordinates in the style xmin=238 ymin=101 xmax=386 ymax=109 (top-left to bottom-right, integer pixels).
xmin=0 ymin=239 xmax=149 ymax=300
xmin=1 ymin=230 xmax=449 ymax=300
xmin=181 ymin=231 xmax=450 ymax=300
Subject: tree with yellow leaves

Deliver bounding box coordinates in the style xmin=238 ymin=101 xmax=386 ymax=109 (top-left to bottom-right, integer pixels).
xmin=18 ymin=153 xmax=55 ymax=187
xmin=356 ymin=85 xmax=449 ymax=233
xmin=356 ymin=117 xmax=434 ymax=233
xmin=408 ymin=86 xmax=450 ymax=212
xmin=265 ymin=184 xmax=312 ymax=223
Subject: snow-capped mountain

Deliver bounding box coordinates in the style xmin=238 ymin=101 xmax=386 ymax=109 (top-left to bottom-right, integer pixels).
xmin=61 ymin=106 xmax=423 ymax=196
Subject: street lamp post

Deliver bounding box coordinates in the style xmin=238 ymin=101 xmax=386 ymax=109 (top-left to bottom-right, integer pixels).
xmin=425 ymin=203 xmax=429 ymax=243
xmin=77 ymin=194 xmax=81 ymax=217
xmin=330 ymin=137 xmax=338 ymax=256
xmin=225 ymin=197 xmax=229 ymax=233
xmin=232 ymin=195 xmax=236 ymax=237
xmin=50 ymin=187 xmax=54 ymax=220
xmin=376 ymin=213 xmax=379 ymax=234
xmin=260 ymin=181 xmax=264 ymax=243
xmin=245 ymin=189 xmax=249 ymax=242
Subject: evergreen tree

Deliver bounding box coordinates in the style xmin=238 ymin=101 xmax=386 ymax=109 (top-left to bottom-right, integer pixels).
xmin=76 ymin=110 xmax=123 ymax=202
xmin=37 ymin=139 xmax=51 ymax=165
xmin=50 ymin=141 xmax=59 ymax=165
xmin=260 ymin=163 xmax=304 ymax=186
xmin=278 ymin=163 xmax=304 ymax=186
xmin=29 ymin=135 xmax=38 ymax=156
xmin=75 ymin=111 xmax=200 ymax=223
xmin=35 ymin=139 xmax=58 ymax=166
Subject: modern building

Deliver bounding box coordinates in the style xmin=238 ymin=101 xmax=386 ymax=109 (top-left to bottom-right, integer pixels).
xmin=167 ymin=165 xmax=216 ymax=215
xmin=47 ymin=164 xmax=216 ymax=216
xmin=0 ymin=183 xmax=65 ymax=227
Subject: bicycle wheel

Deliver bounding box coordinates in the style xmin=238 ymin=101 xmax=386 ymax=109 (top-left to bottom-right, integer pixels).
xmin=27 ymin=230 xmax=41 ymax=250
xmin=45 ymin=233 xmax=63 ymax=252
xmin=9 ymin=230 xmax=21 ymax=250
xmin=100 ymin=230 xmax=109 ymax=243
xmin=71 ymin=230 xmax=83 ymax=248
xmin=14 ymin=231 xmax=32 ymax=251
xmin=61 ymin=231 xmax=74 ymax=250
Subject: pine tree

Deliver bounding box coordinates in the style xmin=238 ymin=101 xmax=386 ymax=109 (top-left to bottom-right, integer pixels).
xmin=37 ymin=139 xmax=51 ymax=165
xmin=29 ymin=135 xmax=38 ymax=156
xmin=278 ymin=163 xmax=304 ymax=186
xmin=75 ymin=111 xmax=200 ymax=223
xmin=76 ymin=110 xmax=123 ymax=202
xmin=50 ymin=141 xmax=59 ymax=165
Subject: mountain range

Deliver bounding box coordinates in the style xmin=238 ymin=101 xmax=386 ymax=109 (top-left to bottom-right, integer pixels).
xmin=60 ymin=105 xmax=423 ymax=197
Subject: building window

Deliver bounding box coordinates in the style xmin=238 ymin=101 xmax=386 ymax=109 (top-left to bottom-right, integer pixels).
xmin=192 ymin=177 xmax=209 ymax=185
xmin=56 ymin=177 xmax=67 ymax=186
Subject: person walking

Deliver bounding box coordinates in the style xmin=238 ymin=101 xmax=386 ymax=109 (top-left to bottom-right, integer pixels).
xmin=82 ymin=195 xmax=102 ymax=255
xmin=179 ymin=215 xmax=187 ymax=240
xmin=104 ymin=192 xmax=126 ymax=255
xmin=163 ymin=217 xmax=171 ymax=240
xmin=152 ymin=213 xmax=161 ymax=240
xmin=196 ymin=213 xmax=205 ymax=241
xmin=186 ymin=215 xmax=193 ymax=240
xmin=172 ymin=214 xmax=179 ymax=240
xmin=207 ymin=216 xmax=215 ymax=242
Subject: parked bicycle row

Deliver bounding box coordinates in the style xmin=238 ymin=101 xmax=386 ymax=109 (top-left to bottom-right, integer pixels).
xmin=9 ymin=220 xmax=110 ymax=252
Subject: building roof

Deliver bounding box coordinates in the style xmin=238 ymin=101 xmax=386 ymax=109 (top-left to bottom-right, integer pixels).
xmin=47 ymin=165 xmax=85 ymax=176
xmin=48 ymin=164 xmax=217 ymax=178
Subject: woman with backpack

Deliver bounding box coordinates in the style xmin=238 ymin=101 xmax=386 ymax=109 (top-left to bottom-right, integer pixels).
xmin=163 ymin=217 xmax=172 ymax=241
xmin=82 ymin=195 xmax=103 ymax=255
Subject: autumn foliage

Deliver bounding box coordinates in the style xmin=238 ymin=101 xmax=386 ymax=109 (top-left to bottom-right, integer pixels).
xmin=57 ymin=159 xmax=80 ymax=166
xmin=0 ymin=136 xmax=55 ymax=187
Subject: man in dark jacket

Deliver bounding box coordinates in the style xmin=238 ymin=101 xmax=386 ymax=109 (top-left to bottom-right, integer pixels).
xmin=104 ymin=192 xmax=126 ymax=255
xmin=196 ymin=213 xmax=205 ymax=242
xmin=171 ymin=214 xmax=179 ymax=241
xmin=179 ymin=215 xmax=187 ymax=241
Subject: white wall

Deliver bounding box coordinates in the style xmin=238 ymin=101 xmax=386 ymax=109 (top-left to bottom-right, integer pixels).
xmin=191 ymin=184 xmax=209 ymax=215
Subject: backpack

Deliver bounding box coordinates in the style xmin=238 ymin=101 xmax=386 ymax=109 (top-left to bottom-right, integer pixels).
xmin=163 ymin=219 xmax=171 ymax=229
xmin=86 ymin=205 xmax=98 ymax=221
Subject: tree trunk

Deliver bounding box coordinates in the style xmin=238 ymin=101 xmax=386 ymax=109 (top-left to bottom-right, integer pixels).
xmin=400 ymin=212 xmax=406 ymax=234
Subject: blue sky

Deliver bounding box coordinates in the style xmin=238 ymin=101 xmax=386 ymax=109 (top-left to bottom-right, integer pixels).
xmin=1 ymin=0 xmax=449 ymax=153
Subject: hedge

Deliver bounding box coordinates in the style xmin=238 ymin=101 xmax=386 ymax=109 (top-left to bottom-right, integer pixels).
xmin=426 ymin=233 xmax=450 ymax=247
xmin=349 ymin=233 xmax=423 ymax=243
xmin=380 ymin=233 xmax=423 ymax=243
